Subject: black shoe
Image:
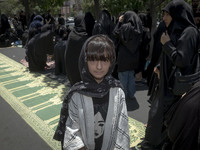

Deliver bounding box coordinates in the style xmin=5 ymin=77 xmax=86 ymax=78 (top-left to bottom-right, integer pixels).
xmin=130 ymin=145 xmax=142 ymax=150
xmin=131 ymin=140 xmax=161 ymax=150
xmin=130 ymin=140 xmax=143 ymax=150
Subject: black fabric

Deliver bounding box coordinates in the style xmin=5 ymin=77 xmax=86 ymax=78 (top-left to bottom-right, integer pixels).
xmin=84 ymin=12 xmax=95 ymax=37
xmin=146 ymin=12 xmax=152 ymax=32
xmin=74 ymin=14 xmax=86 ymax=33
xmin=92 ymin=10 xmax=115 ymax=41
xmin=143 ymin=21 xmax=166 ymax=86
xmin=0 ymin=14 xmax=11 ymax=47
xmin=53 ymin=35 xmax=123 ymax=142
xmin=164 ymin=81 xmax=200 ymax=150
xmin=58 ymin=17 xmax=65 ymax=25
xmin=27 ymin=28 xmax=54 ymax=72
xmin=168 ymin=47 xmax=200 ymax=96
xmin=162 ymin=0 xmax=196 ymax=30
xmin=19 ymin=11 xmax=26 ymax=31
xmin=45 ymin=12 xmax=55 ymax=24
xmin=0 ymin=14 xmax=11 ymax=35
xmin=113 ymin=11 xmax=143 ymax=72
xmin=65 ymin=14 xmax=89 ymax=86
xmin=54 ymin=40 xmax=67 ymax=75
xmin=22 ymin=30 xmax=29 ymax=47
xmin=142 ymin=1 xmax=199 ymax=148
xmin=28 ymin=13 xmax=36 ymax=26
xmin=135 ymin=13 xmax=151 ymax=74
xmin=29 ymin=15 xmax=43 ymax=31
xmin=93 ymin=92 xmax=109 ymax=150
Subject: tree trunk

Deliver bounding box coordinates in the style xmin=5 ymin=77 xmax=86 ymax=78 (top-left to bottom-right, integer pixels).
xmin=94 ymin=0 xmax=100 ymax=20
xmin=148 ymin=0 xmax=157 ymax=59
xmin=24 ymin=0 xmax=30 ymax=26
xmin=151 ymin=0 xmax=157 ymax=35
xmin=148 ymin=0 xmax=166 ymax=59
xmin=19 ymin=0 xmax=30 ymax=28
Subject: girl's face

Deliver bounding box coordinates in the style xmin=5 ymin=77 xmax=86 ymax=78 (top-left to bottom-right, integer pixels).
xmin=87 ymin=56 xmax=111 ymax=84
xmin=163 ymin=11 xmax=172 ymax=27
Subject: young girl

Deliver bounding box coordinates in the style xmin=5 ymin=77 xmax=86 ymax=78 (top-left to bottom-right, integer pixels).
xmin=54 ymin=34 xmax=130 ymax=150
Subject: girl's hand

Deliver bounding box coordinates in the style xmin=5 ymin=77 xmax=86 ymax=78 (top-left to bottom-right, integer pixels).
xmin=79 ymin=147 xmax=86 ymax=150
xmin=161 ymin=31 xmax=170 ymax=45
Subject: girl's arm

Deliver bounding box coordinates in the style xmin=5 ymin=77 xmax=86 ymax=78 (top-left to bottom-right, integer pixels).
xmin=63 ymin=97 xmax=85 ymax=150
xmin=114 ymin=89 xmax=130 ymax=149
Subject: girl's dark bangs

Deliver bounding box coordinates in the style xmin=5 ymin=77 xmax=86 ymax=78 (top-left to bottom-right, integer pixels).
xmin=86 ymin=41 xmax=113 ymax=62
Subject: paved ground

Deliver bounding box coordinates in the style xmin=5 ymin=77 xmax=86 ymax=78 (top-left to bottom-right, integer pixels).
xmin=0 ymin=96 xmax=52 ymax=150
xmin=0 ymin=46 xmax=150 ymax=150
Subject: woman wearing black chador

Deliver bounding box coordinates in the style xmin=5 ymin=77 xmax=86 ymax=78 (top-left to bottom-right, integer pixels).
xmin=64 ymin=14 xmax=89 ymax=86
xmin=136 ymin=1 xmax=199 ymax=150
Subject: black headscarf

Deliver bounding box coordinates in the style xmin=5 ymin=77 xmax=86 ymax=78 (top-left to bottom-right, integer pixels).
xmin=54 ymin=34 xmax=122 ymax=141
xmin=98 ymin=10 xmax=112 ymax=33
xmin=0 ymin=14 xmax=11 ymax=34
xmin=29 ymin=15 xmax=43 ymax=31
xmin=138 ymin=13 xmax=148 ymax=28
xmin=93 ymin=9 xmax=114 ymax=38
xmin=162 ymin=0 xmax=197 ymax=38
xmin=114 ymin=11 xmax=143 ymax=52
xmin=74 ymin=14 xmax=86 ymax=33
xmin=120 ymin=11 xmax=143 ymax=42
xmin=84 ymin=12 xmax=95 ymax=36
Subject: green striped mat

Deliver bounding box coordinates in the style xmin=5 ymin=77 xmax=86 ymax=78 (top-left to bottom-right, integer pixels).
xmin=0 ymin=53 xmax=145 ymax=149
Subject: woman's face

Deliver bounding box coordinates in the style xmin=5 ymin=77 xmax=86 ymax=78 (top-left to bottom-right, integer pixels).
xmin=163 ymin=11 xmax=172 ymax=27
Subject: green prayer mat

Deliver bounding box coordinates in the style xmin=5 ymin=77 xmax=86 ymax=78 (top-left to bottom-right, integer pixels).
xmin=0 ymin=53 xmax=145 ymax=149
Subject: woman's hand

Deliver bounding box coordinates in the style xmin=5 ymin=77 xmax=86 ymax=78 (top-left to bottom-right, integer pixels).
xmin=119 ymin=15 xmax=124 ymax=22
xmin=154 ymin=67 xmax=160 ymax=79
xmin=181 ymin=92 xmax=186 ymax=98
xmin=161 ymin=31 xmax=170 ymax=45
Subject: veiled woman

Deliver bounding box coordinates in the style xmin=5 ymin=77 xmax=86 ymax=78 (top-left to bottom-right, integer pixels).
xmin=0 ymin=14 xmax=11 ymax=46
xmin=27 ymin=24 xmax=54 ymax=72
xmin=84 ymin=12 xmax=95 ymax=37
xmin=0 ymin=14 xmax=11 ymax=35
xmin=64 ymin=14 xmax=89 ymax=86
xmin=92 ymin=9 xmax=115 ymax=41
xmin=139 ymin=1 xmax=199 ymax=149
xmin=113 ymin=11 xmax=143 ymax=100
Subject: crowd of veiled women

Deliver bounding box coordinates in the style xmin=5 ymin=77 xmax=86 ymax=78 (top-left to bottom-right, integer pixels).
xmin=0 ymin=10 xmax=29 ymax=47
xmin=0 ymin=10 xmax=152 ymax=87
xmin=54 ymin=10 xmax=152 ymax=92
xmin=2 ymin=2 xmax=200 ymax=149
xmin=53 ymin=2 xmax=200 ymax=149
xmin=54 ymin=3 xmax=200 ymax=150
xmin=0 ymin=14 xmax=20 ymax=47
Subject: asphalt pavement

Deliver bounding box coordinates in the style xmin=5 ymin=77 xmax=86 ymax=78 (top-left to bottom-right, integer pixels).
xmin=0 ymin=46 xmax=150 ymax=150
xmin=0 ymin=47 xmax=52 ymax=150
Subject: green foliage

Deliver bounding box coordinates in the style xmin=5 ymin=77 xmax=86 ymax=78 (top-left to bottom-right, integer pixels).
xmin=82 ymin=0 xmax=95 ymax=12
xmin=0 ymin=0 xmax=24 ymax=17
xmin=103 ymin=0 xmax=148 ymax=16
xmin=0 ymin=0 xmax=196 ymax=20
xmin=82 ymin=0 xmax=100 ymax=18
xmin=82 ymin=0 xmax=149 ymax=17
xmin=35 ymin=0 xmax=66 ymax=14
